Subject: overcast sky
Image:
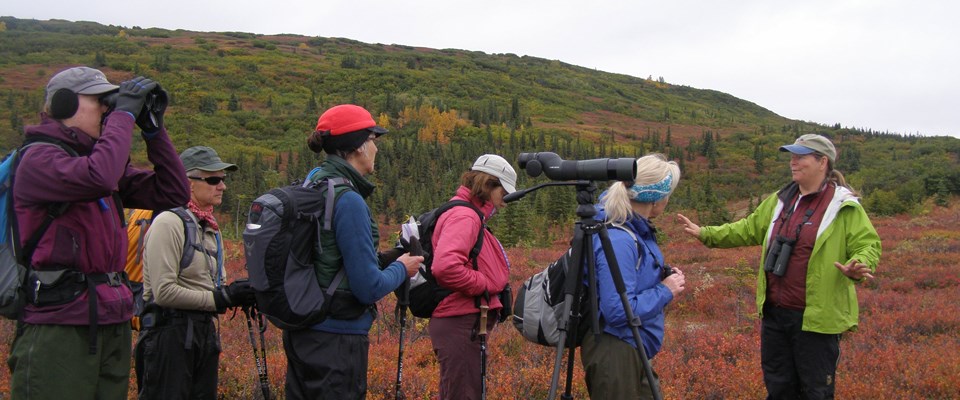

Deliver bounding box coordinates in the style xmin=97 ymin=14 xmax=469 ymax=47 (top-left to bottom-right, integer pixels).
xmin=6 ymin=0 xmax=959 ymax=138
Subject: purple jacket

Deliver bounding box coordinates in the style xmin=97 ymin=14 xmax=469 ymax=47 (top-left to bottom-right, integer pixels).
xmin=14 ymin=113 xmax=189 ymax=325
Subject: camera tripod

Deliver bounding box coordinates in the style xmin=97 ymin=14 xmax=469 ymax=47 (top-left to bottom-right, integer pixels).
xmin=507 ymin=181 xmax=662 ymax=400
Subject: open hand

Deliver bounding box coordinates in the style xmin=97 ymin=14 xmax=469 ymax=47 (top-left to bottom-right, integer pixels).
xmin=834 ymin=259 xmax=874 ymax=280
xmin=676 ymin=213 xmax=701 ymax=238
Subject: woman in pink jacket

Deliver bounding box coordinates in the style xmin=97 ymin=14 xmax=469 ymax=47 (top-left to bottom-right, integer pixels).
xmin=428 ymin=154 xmax=516 ymax=400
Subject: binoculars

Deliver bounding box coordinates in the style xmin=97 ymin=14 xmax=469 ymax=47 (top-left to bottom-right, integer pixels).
xmin=763 ymin=236 xmax=796 ymax=277
xmin=99 ymin=88 xmax=167 ymax=132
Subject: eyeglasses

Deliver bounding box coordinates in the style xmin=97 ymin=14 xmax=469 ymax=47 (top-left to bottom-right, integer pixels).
xmin=188 ymin=176 xmax=227 ymax=185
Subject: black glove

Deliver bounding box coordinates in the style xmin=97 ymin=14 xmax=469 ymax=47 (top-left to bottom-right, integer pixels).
xmin=497 ymin=284 xmax=513 ymax=323
xmin=213 ymin=279 xmax=257 ymax=312
xmin=114 ymin=76 xmax=158 ymax=117
xmin=378 ymin=246 xmax=405 ymax=269
xmin=136 ymin=86 xmax=168 ymax=133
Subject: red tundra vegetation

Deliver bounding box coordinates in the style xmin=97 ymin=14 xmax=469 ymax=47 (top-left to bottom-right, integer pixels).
xmin=1 ymin=203 xmax=958 ymax=399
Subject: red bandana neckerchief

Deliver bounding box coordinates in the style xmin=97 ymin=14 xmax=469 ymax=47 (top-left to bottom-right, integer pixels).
xmin=187 ymin=199 xmax=219 ymax=231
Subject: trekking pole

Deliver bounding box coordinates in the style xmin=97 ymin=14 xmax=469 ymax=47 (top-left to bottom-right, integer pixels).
xmin=243 ymin=305 xmax=271 ymax=400
xmin=394 ymin=278 xmax=410 ymax=400
xmin=478 ymin=302 xmax=490 ymax=400
xmin=395 ymin=219 xmax=422 ymax=400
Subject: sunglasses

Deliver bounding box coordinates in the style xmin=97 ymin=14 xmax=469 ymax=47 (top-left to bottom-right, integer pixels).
xmin=188 ymin=176 xmax=227 ymax=185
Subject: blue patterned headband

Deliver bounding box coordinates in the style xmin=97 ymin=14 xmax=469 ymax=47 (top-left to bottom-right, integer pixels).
xmin=629 ymin=173 xmax=673 ymax=203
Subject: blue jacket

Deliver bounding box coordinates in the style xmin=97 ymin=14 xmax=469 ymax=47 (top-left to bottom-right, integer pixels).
xmin=591 ymin=208 xmax=674 ymax=358
xmin=308 ymin=156 xmax=407 ymax=334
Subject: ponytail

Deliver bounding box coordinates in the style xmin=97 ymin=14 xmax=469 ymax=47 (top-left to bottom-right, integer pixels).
xmin=826 ymin=161 xmax=859 ymax=196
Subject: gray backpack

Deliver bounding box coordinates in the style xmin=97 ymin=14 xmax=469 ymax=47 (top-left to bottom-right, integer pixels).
xmin=512 ymin=224 xmax=640 ymax=347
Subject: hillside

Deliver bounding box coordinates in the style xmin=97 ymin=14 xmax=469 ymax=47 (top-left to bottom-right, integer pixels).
xmin=1 ymin=17 xmax=959 ymax=243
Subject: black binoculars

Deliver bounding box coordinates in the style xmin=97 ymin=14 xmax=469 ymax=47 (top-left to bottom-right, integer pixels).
xmin=99 ymin=88 xmax=167 ymax=132
xmin=661 ymin=264 xmax=676 ymax=280
xmin=763 ymin=236 xmax=796 ymax=277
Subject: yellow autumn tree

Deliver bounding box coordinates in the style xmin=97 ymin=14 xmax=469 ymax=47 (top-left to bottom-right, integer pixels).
xmin=397 ymin=105 xmax=467 ymax=144
xmin=377 ymin=113 xmax=392 ymax=131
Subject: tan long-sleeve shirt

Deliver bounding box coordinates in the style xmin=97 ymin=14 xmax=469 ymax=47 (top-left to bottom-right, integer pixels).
xmin=142 ymin=209 xmax=224 ymax=312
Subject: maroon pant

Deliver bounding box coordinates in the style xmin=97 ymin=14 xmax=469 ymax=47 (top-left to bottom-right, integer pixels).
xmin=428 ymin=311 xmax=497 ymax=400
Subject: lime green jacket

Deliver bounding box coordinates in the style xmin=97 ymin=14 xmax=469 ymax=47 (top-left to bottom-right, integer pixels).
xmin=699 ymin=184 xmax=881 ymax=334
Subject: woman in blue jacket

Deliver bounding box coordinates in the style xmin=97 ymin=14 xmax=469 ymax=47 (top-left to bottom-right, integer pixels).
xmin=284 ymin=104 xmax=422 ymax=400
xmin=582 ymin=153 xmax=686 ymax=399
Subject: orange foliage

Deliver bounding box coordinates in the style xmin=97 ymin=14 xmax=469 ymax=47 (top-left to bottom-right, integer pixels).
xmin=397 ymin=105 xmax=468 ymax=144
xmin=1 ymin=205 xmax=959 ymax=399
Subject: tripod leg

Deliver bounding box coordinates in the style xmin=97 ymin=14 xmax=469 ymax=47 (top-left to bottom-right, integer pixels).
xmin=549 ymin=224 xmax=588 ymax=399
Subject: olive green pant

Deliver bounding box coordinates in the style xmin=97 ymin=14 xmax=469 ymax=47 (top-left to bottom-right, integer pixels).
xmin=581 ymin=332 xmax=660 ymax=400
xmin=7 ymin=323 xmax=132 ymax=400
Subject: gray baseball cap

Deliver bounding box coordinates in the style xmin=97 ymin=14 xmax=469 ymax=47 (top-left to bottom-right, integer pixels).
xmin=779 ymin=134 xmax=837 ymax=163
xmin=180 ymin=146 xmax=238 ymax=172
xmin=45 ymin=67 xmax=119 ymax=105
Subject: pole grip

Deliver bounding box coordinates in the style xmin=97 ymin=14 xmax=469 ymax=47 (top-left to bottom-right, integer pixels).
xmin=478 ymin=304 xmax=490 ymax=336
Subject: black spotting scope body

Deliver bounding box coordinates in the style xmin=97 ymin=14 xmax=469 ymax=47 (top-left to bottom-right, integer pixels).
xmin=517 ymin=152 xmax=636 ymax=182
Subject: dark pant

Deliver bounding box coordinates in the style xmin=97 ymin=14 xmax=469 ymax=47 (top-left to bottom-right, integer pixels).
xmin=762 ymin=303 xmax=841 ymax=400
xmin=134 ymin=315 xmax=221 ymax=400
xmin=8 ymin=323 xmax=131 ymax=400
xmin=428 ymin=311 xmax=498 ymax=400
xmin=283 ymin=329 xmax=369 ymax=400
xmin=581 ymin=332 xmax=659 ymax=400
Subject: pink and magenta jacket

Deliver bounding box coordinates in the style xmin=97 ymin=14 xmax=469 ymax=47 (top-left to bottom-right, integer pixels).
xmin=430 ymin=186 xmax=510 ymax=318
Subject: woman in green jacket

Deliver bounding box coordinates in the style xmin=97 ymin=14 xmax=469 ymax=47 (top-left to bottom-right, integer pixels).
xmin=677 ymin=134 xmax=880 ymax=399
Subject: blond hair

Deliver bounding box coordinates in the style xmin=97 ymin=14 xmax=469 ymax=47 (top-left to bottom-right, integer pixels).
xmin=603 ymin=153 xmax=681 ymax=224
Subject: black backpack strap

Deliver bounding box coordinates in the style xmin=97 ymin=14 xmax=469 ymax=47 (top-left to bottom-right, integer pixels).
xmin=427 ymin=200 xmax=486 ymax=266
xmin=433 ymin=200 xmax=488 ymax=306
xmin=111 ymin=192 xmax=125 ymax=228
xmin=168 ymin=207 xmax=205 ymax=271
xmin=443 ymin=200 xmax=486 ymax=262
xmin=10 ymin=137 xmax=79 ymax=266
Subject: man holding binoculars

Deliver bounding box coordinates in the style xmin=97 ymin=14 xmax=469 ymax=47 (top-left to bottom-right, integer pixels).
xmin=676 ymin=134 xmax=880 ymax=400
xmin=7 ymin=66 xmax=190 ymax=400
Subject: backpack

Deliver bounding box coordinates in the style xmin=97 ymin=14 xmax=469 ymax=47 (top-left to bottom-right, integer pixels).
xmin=512 ymin=224 xmax=640 ymax=347
xmin=0 ymin=136 xmax=76 ymax=319
xmin=405 ymin=200 xmax=485 ymax=318
xmin=124 ymin=207 xmax=203 ymax=330
xmin=243 ymin=175 xmax=366 ymax=330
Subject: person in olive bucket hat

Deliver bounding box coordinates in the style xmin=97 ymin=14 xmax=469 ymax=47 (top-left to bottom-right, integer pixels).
xmin=134 ymin=146 xmax=256 ymax=400
xmin=281 ymin=104 xmax=423 ymax=400
xmin=678 ymin=133 xmax=880 ymax=399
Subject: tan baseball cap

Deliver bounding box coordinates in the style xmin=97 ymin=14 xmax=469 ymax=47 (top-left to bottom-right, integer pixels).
xmin=779 ymin=134 xmax=837 ymax=163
